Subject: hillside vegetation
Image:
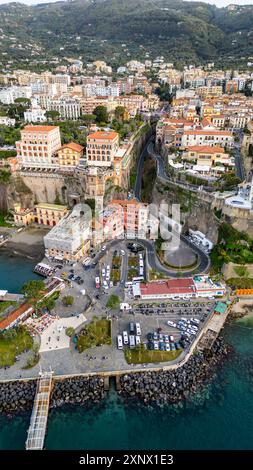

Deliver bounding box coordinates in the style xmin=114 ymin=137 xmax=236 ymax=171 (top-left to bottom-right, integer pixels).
xmin=0 ymin=1 xmax=253 ymax=67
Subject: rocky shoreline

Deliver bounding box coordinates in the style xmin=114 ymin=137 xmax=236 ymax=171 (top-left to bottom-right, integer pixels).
xmin=0 ymin=338 xmax=231 ymax=414
xmin=0 ymin=375 xmax=105 ymax=415
xmin=118 ymin=337 xmax=231 ymax=406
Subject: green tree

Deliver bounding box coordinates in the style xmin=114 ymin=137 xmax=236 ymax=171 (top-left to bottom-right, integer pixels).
xmin=0 ymin=169 xmax=11 ymax=184
xmin=115 ymin=106 xmax=126 ymax=122
xmin=80 ymin=114 xmax=96 ymax=128
xmin=62 ymin=295 xmax=74 ymax=307
xmin=45 ymin=110 xmax=60 ymax=120
xmin=234 ymin=265 xmax=250 ymax=278
xmin=93 ymin=105 xmax=109 ymax=124
xmin=106 ymin=294 xmax=120 ymax=310
xmin=66 ymin=327 xmax=75 ymax=337
xmin=21 ymin=280 xmax=45 ymax=311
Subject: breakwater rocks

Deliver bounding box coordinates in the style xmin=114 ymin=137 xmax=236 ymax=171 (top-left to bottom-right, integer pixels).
xmin=50 ymin=376 xmax=105 ymax=408
xmin=0 ymin=375 xmax=105 ymax=415
xmin=0 ymin=380 xmax=36 ymax=414
xmin=119 ymin=338 xmax=230 ymax=406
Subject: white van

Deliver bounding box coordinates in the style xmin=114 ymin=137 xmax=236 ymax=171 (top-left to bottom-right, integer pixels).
xmin=117 ymin=335 xmax=123 ymax=350
xmin=122 ymin=331 xmax=129 ymax=345
xmin=129 ymin=335 xmax=135 ymax=349
xmin=135 ymin=335 xmax=141 ymax=346
xmin=135 ymin=322 xmax=141 ymax=336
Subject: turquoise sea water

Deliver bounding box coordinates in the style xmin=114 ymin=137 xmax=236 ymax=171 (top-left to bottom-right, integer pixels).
xmin=0 ymin=252 xmax=253 ymax=450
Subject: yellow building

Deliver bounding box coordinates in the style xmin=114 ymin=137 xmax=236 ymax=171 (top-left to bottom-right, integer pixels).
xmin=34 ymin=203 xmax=68 ymax=226
xmin=57 ymin=142 xmax=84 ymax=171
xmin=182 ymin=146 xmax=234 ymax=169
xmin=13 ymin=205 xmax=34 ymax=226
xmin=13 ymin=203 xmax=68 ymax=227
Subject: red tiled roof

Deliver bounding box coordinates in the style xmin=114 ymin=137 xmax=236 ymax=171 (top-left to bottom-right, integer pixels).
xmin=140 ymin=278 xmax=196 ymax=296
xmin=22 ymin=125 xmax=59 ymax=132
xmin=87 ymin=131 xmax=118 ymax=140
xmin=0 ymin=302 xmax=32 ymax=330
xmin=184 ymin=130 xmax=232 ymax=136
xmin=186 ymin=146 xmax=225 ymax=154
xmin=60 ymin=142 xmax=84 ymax=152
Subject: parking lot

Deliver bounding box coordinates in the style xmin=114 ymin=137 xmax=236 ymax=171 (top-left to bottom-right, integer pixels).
xmin=114 ymin=300 xmax=215 ymax=355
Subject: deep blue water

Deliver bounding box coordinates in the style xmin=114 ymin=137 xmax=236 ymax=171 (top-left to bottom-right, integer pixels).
xmin=0 ymin=252 xmax=253 ymax=450
xmin=0 ymin=251 xmax=39 ymax=293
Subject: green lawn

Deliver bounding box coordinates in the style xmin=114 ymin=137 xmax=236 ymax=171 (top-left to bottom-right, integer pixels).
xmin=111 ymin=268 xmax=120 ymax=283
xmin=127 ymin=268 xmax=139 ymax=280
xmin=112 ymin=256 xmax=121 ymax=268
xmin=0 ymin=326 xmax=33 ymax=368
xmin=0 ymin=301 xmax=17 ymax=317
xmin=128 ymin=257 xmax=138 ymax=267
xmin=77 ymin=318 xmax=112 ymax=352
xmin=0 ymin=214 xmax=12 ymax=227
xmin=125 ymin=347 xmax=182 ymax=365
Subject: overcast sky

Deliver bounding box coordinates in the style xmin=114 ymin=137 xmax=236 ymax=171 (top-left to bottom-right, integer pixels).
xmin=0 ymin=0 xmax=252 ymax=6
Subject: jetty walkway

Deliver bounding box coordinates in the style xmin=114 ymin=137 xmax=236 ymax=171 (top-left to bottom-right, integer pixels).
xmin=26 ymin=370 xmax=53 ymax=450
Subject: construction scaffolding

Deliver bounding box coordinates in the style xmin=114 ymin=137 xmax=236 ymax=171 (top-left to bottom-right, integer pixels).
xmin=26 ymin=370 xmax=53 ymax=450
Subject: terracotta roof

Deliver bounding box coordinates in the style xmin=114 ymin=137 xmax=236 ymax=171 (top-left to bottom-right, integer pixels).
xmin=184 ymin=130 xmax=232 ymax=136
xmin=59 ymin=142 xmax=84 ymax=152
xmin=111 ymin=199 xmax=142 ymax=207
xmin=140 ymin=278 xmax=196 ymax=296
xmin=87 ymin=131 xmax=118 ymax=140
xmin=0 ymin=302 xmax=32 ymax=330
xmin=22 ymin=125 xmax=59 ymax=133
xmin=186 ymin=146 xmax=225 ymax=154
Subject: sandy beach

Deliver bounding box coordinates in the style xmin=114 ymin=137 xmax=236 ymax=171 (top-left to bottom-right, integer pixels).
xmin=0 ymin=227 xmax=49 ymax=260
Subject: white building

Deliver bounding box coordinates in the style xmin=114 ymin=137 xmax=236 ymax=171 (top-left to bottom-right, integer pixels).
xmin=180 ymin=130 xmax=234 ymax=148
xmin=24 ymin=103 xmax=47 ymax=123
xmin=44 ymin=204 xmax=91 ymax=262
xmin=0 ymin=116 xmax=15 ymax=126
xmin=48 ymin=97 xmax=81 ymax=120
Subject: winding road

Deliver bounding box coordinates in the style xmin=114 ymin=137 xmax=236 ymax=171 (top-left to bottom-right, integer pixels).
xmin=133 ymin=138 xmax=210 ymax=277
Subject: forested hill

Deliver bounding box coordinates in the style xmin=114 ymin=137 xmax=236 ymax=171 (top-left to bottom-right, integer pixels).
xmin=0 ymin=0 xmax=253 ymax=67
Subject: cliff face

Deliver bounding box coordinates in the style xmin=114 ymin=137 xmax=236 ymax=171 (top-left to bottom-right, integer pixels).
xmin=153 ymin=181 xmax=220 ymax=244
xmin=2 ymin=126 xmax=153 ymax=212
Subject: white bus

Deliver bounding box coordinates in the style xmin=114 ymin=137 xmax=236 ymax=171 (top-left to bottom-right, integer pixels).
xmin=129 ymin=335 xmax=135 ymax=349
xmin=117 ymin=335 xmax=123 ymax=350
xmin=135 ymin=335 xmax=141 ymax=346
xmin=123 ymin=331 xmax=129 ymax=345
xmin=135 ymin=322 xmax=141 ymax=336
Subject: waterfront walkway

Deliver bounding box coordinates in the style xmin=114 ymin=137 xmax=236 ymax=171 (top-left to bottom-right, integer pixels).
xmin=26 ymin=370 xmax=53 ymax=450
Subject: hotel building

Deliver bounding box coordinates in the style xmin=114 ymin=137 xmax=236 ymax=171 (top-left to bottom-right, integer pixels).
xmin=16 ymin=125 xmax=61 ymax=169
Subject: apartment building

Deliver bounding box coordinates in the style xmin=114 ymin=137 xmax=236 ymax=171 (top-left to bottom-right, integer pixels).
xmin=24 ymin=104 xmax=47 ymax=123
xmin=86 ymin=131 xmax=119 ymax=167
xmin=100 ymin=205 xmax=125 ymax=241
xmin=16 ymin=125 xmax=61 ymax=169
xmin=0 ymin=116 xmax=15 ymax=126
xmin=111 ymin=199 xmax=150 ymax=239
xmin=57 ymin=142 xmax=84 ymax=171
xmin=80 ymin=96 xmax=117 ymax=114
xmin=182 ymin=146 xmax=234 ymax=171
xmin=48 ymin=96 xmax=81 ymax=120
xmin=180 ymin=130 xmax=234 ymax=148
xmin=13 ymin=203 xmax=68 ymax=227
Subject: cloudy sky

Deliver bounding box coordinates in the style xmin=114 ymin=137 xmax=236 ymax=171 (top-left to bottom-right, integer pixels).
xmin=0 ymin=0 xmax=252 ymax=6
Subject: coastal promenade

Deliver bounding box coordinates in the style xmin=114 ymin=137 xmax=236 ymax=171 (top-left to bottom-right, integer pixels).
xmin=0 ymin=302 xmax=231 ymax=383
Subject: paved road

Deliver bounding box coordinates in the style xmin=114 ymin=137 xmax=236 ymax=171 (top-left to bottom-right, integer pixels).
xmin=233 ymin=133 xmax=245 ymax=180
xmin=147 ymin=142 xmax=215 ymax=193
xmin=134 ymin=140 xmax=150 ymax=200
xmin=132 ymin=141 xmax=210 ymax=276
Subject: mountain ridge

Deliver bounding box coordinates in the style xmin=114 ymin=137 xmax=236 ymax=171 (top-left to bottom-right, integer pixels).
xmin=0 ymin=0 xmax=253 ymax=68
